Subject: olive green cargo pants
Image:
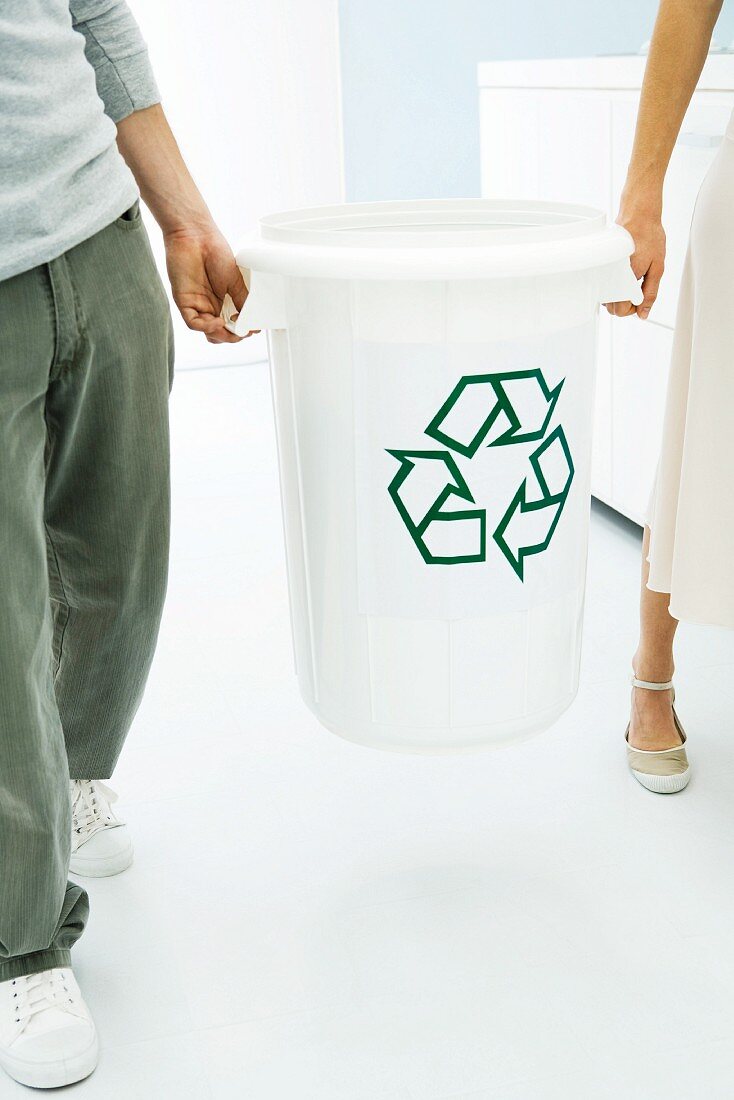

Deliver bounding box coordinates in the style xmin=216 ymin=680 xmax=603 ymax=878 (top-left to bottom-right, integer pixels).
xmin=0 ymin=205 xmax=173 ymax=981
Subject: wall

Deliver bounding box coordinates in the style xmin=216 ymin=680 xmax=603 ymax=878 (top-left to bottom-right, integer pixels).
xmin=128 ymin=0 xmax=344 ymax=368
xmin=338 ymin=0 xmax=734 ymax=202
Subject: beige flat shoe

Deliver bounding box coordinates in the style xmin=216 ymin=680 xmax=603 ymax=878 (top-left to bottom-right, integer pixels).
xmin=625 ymin=676 xmax=691 ymax=794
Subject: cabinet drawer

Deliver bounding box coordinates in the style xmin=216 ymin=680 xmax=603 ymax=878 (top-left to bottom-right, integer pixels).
xmin=610 ymin=320 xmax=672 ymax=524
xmin=612 ymin=96 xmax=733 ymax=329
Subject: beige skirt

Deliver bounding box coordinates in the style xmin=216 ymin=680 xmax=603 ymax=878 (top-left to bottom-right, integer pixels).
xmin=645 ymin=110 xmax=734 ymax=629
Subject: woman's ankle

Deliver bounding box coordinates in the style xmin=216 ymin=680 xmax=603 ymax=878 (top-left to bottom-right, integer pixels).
xmin=632 ymin=647 xmax=675 ymax=684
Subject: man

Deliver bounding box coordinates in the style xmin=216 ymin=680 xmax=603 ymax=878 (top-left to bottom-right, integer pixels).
xmin=0 ymin=1 xmax=251 ymax=1087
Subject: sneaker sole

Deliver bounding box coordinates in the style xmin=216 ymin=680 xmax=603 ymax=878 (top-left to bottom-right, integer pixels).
xmin=69 ymin=840 xmax=134 ymax=878
xmin=630 ymin=767 xmax=691 ymax=794
xmin=0 ymin=1032 xmax=98 ymax=1088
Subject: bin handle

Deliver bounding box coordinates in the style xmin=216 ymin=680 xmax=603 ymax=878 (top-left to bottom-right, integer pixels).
xmin=221 ymin=290 xmax=245 ymax=335
xmin=221 ymin=266 xmax=252 ymax=335
xmin=599 ymin=258 xmax=644 ymax=308
xmin=222 ymin=267 xmax=288 ymax=334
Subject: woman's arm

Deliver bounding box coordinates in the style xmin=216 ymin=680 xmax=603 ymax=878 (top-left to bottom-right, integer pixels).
xmin=116 ymin=104 xmax=249 ymax=344
xmin=609 ymin=0 xmax=724 ymax=320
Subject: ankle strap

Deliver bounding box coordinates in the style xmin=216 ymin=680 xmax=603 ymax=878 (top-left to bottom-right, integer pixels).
xmin=631 ymin=675 xmax=674 ymax=691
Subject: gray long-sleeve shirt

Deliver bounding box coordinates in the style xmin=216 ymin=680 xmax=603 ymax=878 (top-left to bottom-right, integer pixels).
xmin=0 ymin=0 xmax=160 ymax=281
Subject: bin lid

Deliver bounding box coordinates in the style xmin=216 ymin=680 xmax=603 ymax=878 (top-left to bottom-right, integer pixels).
xmin=236 ymin=199 xmax=635 ymax=281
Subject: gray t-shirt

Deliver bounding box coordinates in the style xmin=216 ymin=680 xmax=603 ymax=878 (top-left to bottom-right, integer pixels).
xmin=0 ymin=0 xmax=160 ymax=281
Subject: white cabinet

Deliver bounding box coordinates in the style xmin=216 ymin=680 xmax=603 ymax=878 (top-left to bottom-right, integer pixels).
xmin=480 ymin=90 xmax=611 ymax=211
xmin=479 ymin=56 xmax=734 ymax=523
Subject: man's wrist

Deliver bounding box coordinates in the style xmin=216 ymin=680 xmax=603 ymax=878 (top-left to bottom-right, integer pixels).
xmin=162 ymin=219 xmax=219 ymax=245
xmin=151 ymin=195 xmax=216 ymax=240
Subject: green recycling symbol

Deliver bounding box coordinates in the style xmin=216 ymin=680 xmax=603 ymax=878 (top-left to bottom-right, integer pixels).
xmin=386 ymin=369 xmax=574 ymax=582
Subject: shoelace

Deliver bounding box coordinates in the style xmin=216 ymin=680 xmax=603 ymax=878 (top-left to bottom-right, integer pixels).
xmin=71 ymin=779 xmax=119 ymax=838
xmin=10 ymin=970 xmax=82 ymax=1032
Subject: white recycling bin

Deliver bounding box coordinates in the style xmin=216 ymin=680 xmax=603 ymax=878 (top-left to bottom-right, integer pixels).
xmin=226 ymin=200 xmax=641 ymax=753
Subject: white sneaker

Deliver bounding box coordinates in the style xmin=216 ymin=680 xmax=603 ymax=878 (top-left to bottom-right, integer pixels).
xmin=0 ymin=968 xmax=98 ymax=1088
xmin=70 ymin=779 xmax=134 ymax=878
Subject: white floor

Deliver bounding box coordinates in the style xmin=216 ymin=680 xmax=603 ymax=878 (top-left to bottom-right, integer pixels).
xmin=21 ymin=361 xmax=734 ymax=1099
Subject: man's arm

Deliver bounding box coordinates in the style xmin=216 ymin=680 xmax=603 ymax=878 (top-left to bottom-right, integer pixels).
xmin=70 ymin=0 xmax=159 ymax=122
xmin=70 ymin=1 xmax=248 ymax=343
xmin=609 ymin=0 xmax=723 ymax=319
xmin=116 ymin=105 xmax=249 ymax=344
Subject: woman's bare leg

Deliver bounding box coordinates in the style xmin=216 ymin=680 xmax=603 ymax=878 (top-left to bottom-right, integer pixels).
xmin=628 ymin=525 xmax=681 ymax=750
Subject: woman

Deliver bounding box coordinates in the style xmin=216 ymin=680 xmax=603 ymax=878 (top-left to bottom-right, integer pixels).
xmin=609 ymin=0 xmax=729 ymax=793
